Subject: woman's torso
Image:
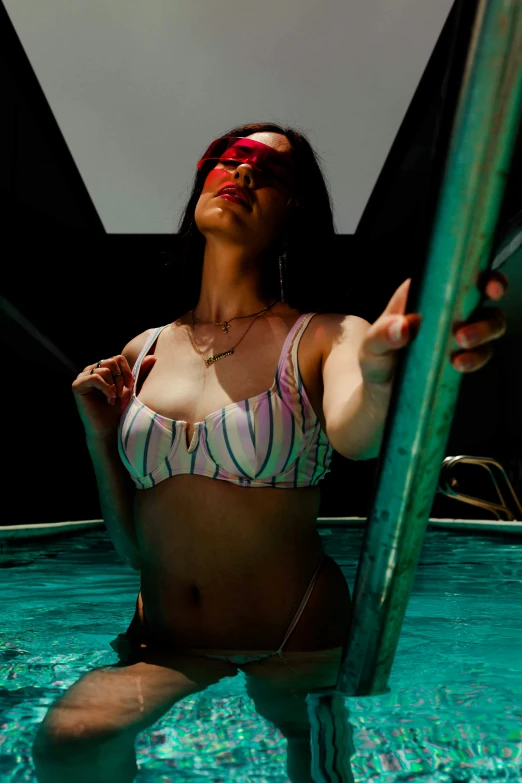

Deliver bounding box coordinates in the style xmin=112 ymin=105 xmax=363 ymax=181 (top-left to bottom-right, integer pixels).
xmin=122 ymin=304 xmax=351 ymax=650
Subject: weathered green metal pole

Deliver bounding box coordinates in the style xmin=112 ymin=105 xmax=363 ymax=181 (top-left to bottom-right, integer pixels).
xmin=337 ymin=0 xmax=522 ymax=697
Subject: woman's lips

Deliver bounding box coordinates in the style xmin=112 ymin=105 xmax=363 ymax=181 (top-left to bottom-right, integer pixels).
xmin=216 ymin=192 xmax=251 ymax=209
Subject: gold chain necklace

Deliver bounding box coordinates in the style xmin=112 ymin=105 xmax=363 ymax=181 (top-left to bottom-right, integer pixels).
xmin=190 ymin=299 xmax=278 ymax=367
xmin=192 ymin=299 xmax=279 ymax=334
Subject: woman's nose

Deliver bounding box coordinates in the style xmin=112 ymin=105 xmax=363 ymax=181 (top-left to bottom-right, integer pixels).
xmin=233 ymin=163 xmax=255 ymax=187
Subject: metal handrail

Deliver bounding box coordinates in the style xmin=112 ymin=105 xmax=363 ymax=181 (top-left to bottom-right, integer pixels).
xmin=336 ymin=0 xmax=522 ymax=697
xmin=438 ymin=455 xmax=522 ymax=520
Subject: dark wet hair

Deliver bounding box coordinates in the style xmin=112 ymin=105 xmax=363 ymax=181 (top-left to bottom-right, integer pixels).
xmin=171 ymin=121 xmax=348 ymax=315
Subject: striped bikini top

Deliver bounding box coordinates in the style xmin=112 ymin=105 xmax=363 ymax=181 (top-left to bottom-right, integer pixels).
xmin=118 ymin=312 xmax=333 ymax=489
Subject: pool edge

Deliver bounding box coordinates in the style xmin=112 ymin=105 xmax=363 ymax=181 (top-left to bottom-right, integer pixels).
xmin=1 ymin=517 xmax=521 ymax=540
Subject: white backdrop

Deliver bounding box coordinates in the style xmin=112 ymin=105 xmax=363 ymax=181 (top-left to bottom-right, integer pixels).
xmin=6 ymin=0 xmax=453 ymax=233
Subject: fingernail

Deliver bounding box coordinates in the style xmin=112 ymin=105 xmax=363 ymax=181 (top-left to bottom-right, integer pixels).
xmin=489 ymin=281 xmax=504 ymax=299
xmin=389 ymin=318 xmax=405 ymax=344
xmin=457 ymin=356 xmax=473 ymax=371
xmin=457 ymin=327 xmax=477 ymax=348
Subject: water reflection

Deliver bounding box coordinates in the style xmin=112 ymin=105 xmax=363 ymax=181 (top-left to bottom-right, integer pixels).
xmin=2 ymin=527 xmax=521 ymax=781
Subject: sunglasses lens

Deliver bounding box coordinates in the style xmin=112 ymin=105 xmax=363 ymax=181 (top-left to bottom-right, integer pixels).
xmin=197 ymin=137 xmax=297 ymax=191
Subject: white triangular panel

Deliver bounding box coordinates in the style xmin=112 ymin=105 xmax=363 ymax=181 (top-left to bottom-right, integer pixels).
xmin=6 ymin=0 xmax=453 ymax=233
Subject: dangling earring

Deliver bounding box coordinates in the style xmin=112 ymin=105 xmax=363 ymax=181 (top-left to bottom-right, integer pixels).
xmin=278 ymin=240 xmax=288 ymax=303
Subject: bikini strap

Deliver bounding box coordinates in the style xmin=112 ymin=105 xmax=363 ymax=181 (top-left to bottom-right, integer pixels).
xmin=276 ymin=551 xmax=325 ymax=654
xmin=289 ymin=312 xmax=318 ymax=384
xmin=131 ymin=325 xmax=167 ymax=394
xmin=275 ymin=313 xmax=314 ymax=381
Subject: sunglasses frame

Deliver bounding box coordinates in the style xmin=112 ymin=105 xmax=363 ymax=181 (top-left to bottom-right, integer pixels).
xmin=197 ymin=136 xmax=301 ymax=204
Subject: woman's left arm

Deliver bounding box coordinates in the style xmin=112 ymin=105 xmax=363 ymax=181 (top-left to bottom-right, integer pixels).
xmin=322 ymin=270 xmax=509 ymax=461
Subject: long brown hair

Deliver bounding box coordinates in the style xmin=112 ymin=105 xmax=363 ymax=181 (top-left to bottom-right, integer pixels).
xmin=172 ymin=121 xmax=348 ymax=315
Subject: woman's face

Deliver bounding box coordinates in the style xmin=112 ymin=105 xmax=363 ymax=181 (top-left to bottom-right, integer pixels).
xmin=194 ymin=132 xmax=298 ymax=255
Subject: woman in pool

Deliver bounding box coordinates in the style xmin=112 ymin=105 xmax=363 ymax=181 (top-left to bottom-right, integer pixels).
xmin=34 ymin=122 xmax=508 ymax=782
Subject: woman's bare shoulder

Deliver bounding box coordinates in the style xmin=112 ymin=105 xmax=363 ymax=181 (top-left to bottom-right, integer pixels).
xmin=313 ymin=312 xmax=371 ymax=338
xmin=312 ymin=313 xmax=371 ymax=362
xmin=121 ymin=328 xmax=157 ymax=371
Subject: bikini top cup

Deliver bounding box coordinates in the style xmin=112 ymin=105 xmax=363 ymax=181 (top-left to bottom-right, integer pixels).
xmin=118 ymin=312 xmax=334 ymax=489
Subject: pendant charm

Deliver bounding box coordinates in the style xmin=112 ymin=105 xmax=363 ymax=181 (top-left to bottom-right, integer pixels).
xmin=222 ymin=322 xmax=229 ymax=334
xmin=205 ymin=348 xmax=235 ymax=366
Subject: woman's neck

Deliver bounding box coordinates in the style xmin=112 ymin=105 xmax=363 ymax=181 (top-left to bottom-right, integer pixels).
xmin=195 ymin=247 xmax=279 ymax=322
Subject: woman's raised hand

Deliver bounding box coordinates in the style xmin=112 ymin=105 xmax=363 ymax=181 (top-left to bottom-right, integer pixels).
xmin=359 ymin=270 xmax=509 ymax=391
xmin=72 ymin=354 xmax=157 ymax=439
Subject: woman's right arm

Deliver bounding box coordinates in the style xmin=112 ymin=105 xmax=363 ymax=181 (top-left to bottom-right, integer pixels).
xmin=72 ymin=329 xmax=156 ymax=572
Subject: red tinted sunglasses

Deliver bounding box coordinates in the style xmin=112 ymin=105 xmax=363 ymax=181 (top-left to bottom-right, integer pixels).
xmin=197 ymin=136 xmax=300 ymax=202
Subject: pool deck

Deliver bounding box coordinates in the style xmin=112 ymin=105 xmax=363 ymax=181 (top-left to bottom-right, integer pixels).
xmin=0 ymin=517 xmax=520 ymax=540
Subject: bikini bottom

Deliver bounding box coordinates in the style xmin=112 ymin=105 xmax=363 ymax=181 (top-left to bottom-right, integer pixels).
xmin=109 ymin=553 xmax=343 ymax=675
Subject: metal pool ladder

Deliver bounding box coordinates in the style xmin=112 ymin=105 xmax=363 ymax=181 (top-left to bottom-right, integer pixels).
xmin=438 ymin=455 xmax=522 ymax=521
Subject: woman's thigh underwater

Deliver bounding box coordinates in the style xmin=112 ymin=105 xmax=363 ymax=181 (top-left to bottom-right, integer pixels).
xmin=34 ymin=652 xmax=239 ymax=752
xmin=241 ymin=647 xmax=343 ymax=740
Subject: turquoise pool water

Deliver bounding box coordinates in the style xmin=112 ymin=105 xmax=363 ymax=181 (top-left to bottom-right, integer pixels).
xmin=0 ymin=525 xmax=521 ymax=782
